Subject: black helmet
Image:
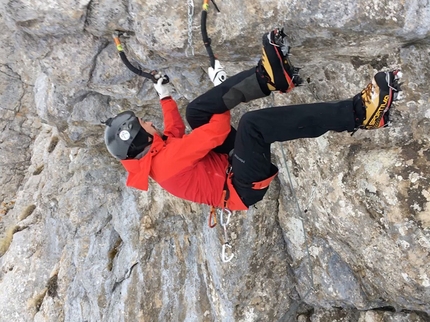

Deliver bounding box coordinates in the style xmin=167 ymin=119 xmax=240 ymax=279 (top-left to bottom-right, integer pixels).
xmin=103 ymin=111 xmax=152 ymax=160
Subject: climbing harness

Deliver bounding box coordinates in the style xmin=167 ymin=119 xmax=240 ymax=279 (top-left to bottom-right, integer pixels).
xmin=185 ymin=0 xmax=195 ymax=57
xmin=112 ymin=31 xmax=169 ymax=84
xmin=201 ymin=0 xmax=220 ymax=68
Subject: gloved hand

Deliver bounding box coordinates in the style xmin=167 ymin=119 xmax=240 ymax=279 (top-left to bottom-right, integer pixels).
xmin=208 ymin=60 xmax=227 ymax=86
xmin=153 ymin=77 xmax=170 ymax=99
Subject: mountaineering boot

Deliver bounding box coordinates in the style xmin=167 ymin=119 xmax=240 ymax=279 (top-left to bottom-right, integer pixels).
xmin=353 ymin=70 xmax=403 ymax=130
xmin=257 ymin=28 xmax=302 ymax=92
xmin=222 ymin=68 xmax=271 ymax=109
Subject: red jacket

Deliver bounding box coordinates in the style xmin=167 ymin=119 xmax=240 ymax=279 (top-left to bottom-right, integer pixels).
xmin=120 ymin=97 xmax=248 ymax=211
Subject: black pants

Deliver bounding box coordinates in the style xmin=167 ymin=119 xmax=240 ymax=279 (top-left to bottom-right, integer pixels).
xmin=186 ymin=67 xmax=269 ymax=154
xmin=186 ymin=70 xmax=356 ymax=207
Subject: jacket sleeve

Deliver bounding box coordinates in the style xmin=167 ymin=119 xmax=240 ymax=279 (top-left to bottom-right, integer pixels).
xmin=120 ymin=158 xmax=150 ymax=191
xmin=161 ymin=98 xmax=186 ymax=138
xmin=154 ymin=111 xmax=231 ymax=178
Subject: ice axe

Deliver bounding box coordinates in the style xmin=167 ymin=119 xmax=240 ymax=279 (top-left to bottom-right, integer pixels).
xmin=201 ymin=0 xmax=220 ymax=69
xmin=112 ymin=31 xmax=169 ymax=84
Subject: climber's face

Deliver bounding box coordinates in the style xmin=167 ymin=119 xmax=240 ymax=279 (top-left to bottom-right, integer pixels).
xmin=139 ymin=119 xmax=162 ymax=138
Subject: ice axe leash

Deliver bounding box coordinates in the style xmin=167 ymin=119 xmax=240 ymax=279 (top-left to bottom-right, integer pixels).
xmin=201 ymin=0 xmax=220 ymax=68
xmin=112 ymin=31 xmax=169 ymax=84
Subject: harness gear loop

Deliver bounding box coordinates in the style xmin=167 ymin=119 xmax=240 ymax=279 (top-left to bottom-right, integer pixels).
xmin=185 ymin=0 xmax=195 ymax=57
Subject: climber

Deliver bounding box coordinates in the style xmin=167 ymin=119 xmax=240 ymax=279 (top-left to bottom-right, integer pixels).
xmin=103 ymin=28 xmax=402 ymax=211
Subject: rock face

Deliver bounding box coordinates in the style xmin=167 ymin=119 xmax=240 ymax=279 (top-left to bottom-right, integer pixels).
xmin=0 ymin=0 xmax=429 ymax=321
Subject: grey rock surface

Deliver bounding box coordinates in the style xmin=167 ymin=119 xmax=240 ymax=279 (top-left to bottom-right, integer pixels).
xmin=0 ymin=0 xmax=429 ymax=321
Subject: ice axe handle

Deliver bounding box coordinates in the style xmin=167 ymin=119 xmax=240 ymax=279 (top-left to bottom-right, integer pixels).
xmin=113 ymin=33 xmax=169 ymax=84
xmin=201 ymin=10 xmax=216 ymax=68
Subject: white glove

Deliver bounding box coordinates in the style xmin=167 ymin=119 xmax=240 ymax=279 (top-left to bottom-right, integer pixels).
xmin=153 ymin=77 xmax=170 ymax=99
xmin=208 ymin=60 xmax=227 ymax=86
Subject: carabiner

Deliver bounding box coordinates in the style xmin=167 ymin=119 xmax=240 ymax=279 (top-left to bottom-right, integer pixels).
xmin=220 ymin=208 xmax=231 ymax=227
xmin=208 ymin=206 xmax=217 ymax=228
xmin=222 ymin=243 xmax=234 ymax=262
xmin=185 ymin=45 xmax=195 ymax=57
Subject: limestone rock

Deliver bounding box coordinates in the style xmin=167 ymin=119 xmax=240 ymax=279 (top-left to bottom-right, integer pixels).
xmin=0 ymin=0 xmax=429 ymax=321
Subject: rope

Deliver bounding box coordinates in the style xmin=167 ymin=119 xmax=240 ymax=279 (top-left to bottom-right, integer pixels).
xmin=279 ymin=142 xmax=315 ymax=291
xmin=255 ymin=94 xmax=316 ymax=322
xmin=276 ymin=140 xmax=316 ymax=321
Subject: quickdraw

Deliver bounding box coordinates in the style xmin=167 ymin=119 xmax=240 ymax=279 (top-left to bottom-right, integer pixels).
xmin=220 ymin=208 xmax=234 ymax=262
xmin=208 ymin=169 xmax=235 ymax=262
xmin=201 ymin=0 xmax=220 ymax=68
xmin=209 ymin=206 xmax=234 ymax=262
xmin=112 ymin=31 xmax=169 ymax=84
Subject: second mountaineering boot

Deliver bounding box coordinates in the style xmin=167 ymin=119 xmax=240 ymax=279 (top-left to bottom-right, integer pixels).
xmin=353 ymin=70 xmax=403 ymax=130
xmin=257 ymin=28 xmax=302 ymax=93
